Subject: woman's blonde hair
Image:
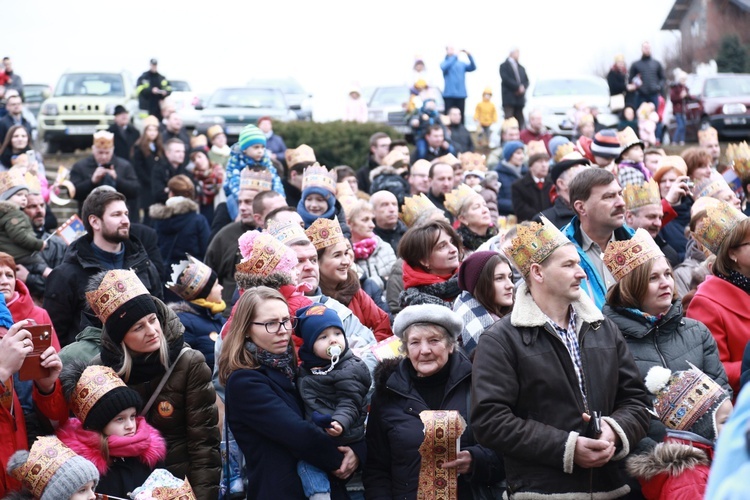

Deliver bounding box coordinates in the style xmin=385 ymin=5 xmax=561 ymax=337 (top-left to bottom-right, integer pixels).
xmin=217 ymin=286 xmax=292 ymax=385
xmin=606 ymin=256 xmax=677 ymax=310
xmin=714 ymin=218 xmax=750 ymax=278
xmin=117 ymin=317 xmax=170 ymax=383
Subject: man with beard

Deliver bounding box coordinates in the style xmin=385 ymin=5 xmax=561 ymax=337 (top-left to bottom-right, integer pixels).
xmin=562 ymin=168 xmax=634 ymax=309
xmin=43 ymin=189 xmax=162 ymax=346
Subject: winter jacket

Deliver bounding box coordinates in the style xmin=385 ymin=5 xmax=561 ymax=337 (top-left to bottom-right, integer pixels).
xmin=425 ymin=189 xmax=455 ymax=223
xmin=169 ymin=301 xmax=225 ymax=371
xmin=471 ymin=282 xmax=651 ymax=498
xmin=686 ymin=275 xmax=750 ymax=396
xmin=607 ymin=68 xmax=628 ymax=96
xmin=149 ymin=197 xmax=210 ymax=281
xmin=136 ymin=70 xmax=170 ymax=117
xmin=59 ymin=325 xmax=102 ymax=367
xmin=603 ymin=301 xmax=731 ymax=396
xmin=107 ymin=123 xmax=140 ymax=162
xmin=499 ymin=58 xmax=529 ymax=108
xmin=224 ymin=145 xmax=284 ymax=198
xmin=69 ymin=155 xmax=140 ymax=216
xmin=659 ymin=196 xmax=692 ymax=261
xmin=672 ymin=238 xmax=705 ymax=297
xmin=495 ymin=161 xmax=527 ymax=216
xmin=448 ymin=123 xmax=474 ymax=154
xmin=298 ymin=349 xmax=371 ymax=444
xmin=441 ymin=54 xmax=476 ymax=99
xmin=535 ymin=195 xmax=576 ymax=229
xmin=452 ymin=290 xmax=497 ymax=357
xmin=0 ymin=201 xmax=43 ymax=260
xmin=364 ymin=352 xmax=505 ymax=500
xmin=669 ymin=83 xmax=689 ymax=114
xmin=370 ymin=165 xmax=410 ymax=204
xmin=374 ymin=220 xmax=407 ymax=254
xmin=23 ymin=232 xmax=66 ymax=299
xmin=629 ymin=56 xmax=665 ymax=97
xmin=410 ymin=144 xmax=455 ymax=164
xmin=131 ymin=145 xmax=161 ymax=214
xmin=205 ymin=221 xmax=253 ymax=310
xmin=265 ymin=133 xmax=287 ymax=162
xmin=385 ymin=258 xmax=404 ymax=316
xmin=95 ymin=298 xmax=221 ymax=499
xmin=150 ymin=158 xmax=194 ymax=205
xmin=511 ymin=174 xmax=552 ymax=222
xmin=360 ymin=274 xmax=391 ymax=316
xmin=43 ymin=235 xmax=162 ymax=346
xmin=355 ymin=235 xmax=396 ymax=291
xmin=349 ymin=288 xmax=393 ymax=342
xmin=474 ymin=100 xmax=498 ymax=128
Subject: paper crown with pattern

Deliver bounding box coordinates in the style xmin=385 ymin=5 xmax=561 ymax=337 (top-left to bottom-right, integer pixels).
xmin=236 ymin=230 xmax=297 ymax=276
xmin=501 ymin=117 xmax=519 ymax=131
xmin=143 ymin=115 xmax=160 ymax=129
xmin=623 ymin=179 xmax=661 ymax=210
xmin=401 ymin=193 xmax=439 ymax=227
xmin=603 ymin=228 xmax=664 ymax=281
xmin=697 ymin=127 xmax=718 ymax=145
xmin=267 ymin=218 xmax=309 ymax=246
xmin=0 ymin=165 xmax=40 ymax=196
xmin=433 ymin=153 xmax=460 ymax=166
xmin=206 ymin=124 xmax=224 ymax=141
xmin=692 ymin=170 xmax=731 ymax=200
xmin=305 ymin=217 xmax=345 ymax=250
xmin=382 ymin=149 xmax=409 ymax=167
xmin=240 ymin=168 xmax=273 ymax=192
xmin=691 ymin=201 xmax=747 ymax=255
xmin=167 ymin=254 xmax=213 ymax=301
xmin=285 ymin=144 xmax=316 ymax=167
xmin=85 ymin=269 xmax=150 ymax=324
xmin=444 ymin=183 xmax=479 ymax=217
xmin=616 ymin=126 xmax=643 ymax=151
xmin=526 ymin=140 xmax=548 ymax=159
xmin=336 ymin=181 xmax=358 ymax=218
xmin=727 ymin=141 xmax=750 ymax=180
xmin=553 ymin=142 xmax=577 ymax=164
xmin=70 ymin=365 xmax=130 ymax=425
xmin=92 ymin=130 xmax=114 ymax=149
xmin=459 ymin=152 xmax=487 ymax=171
xmin=301 ymin=163 xmax=336 ymax=194
xmin=505 ymin=216 xmax=570 ymax=277
xmin=131 ymin=469 xmax=197 ymax=500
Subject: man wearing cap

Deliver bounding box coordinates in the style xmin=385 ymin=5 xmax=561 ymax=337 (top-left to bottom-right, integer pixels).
xmin=590 ymin=129 xmax=622 ymax=172
xmin=257 ymin=116 xmax=287 ymax=162
xmin=535 ymin=155 xmax=591 ymax=228
xmin=106 ymin=105 xmax=139 ymax=161
xmin=698 ymin=127 xmax=721 ymax=169
xmin=446 ymin=107 xmax=474 ymax=154
xmin=519 ymin=109 xmax=552 ymax=149
xmin=371 ymin=190 xmax=407 ymax=253
xmin=136 ymin=58 xmax=171 ymax=121
xmin=69 ymin=131 xmax=140 ymax=217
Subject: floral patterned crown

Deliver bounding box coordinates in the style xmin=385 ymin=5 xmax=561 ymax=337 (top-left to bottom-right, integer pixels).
xmin=167 ymin=254 xmax=213 ymax=301
xmin=444 ymin=184 xmax=479 ymax=217
xmin=301 ymin=163 xmax=336 ymax=194
xmin=10 ymin=436 xmax=80 ymax=498
xmin=85 ymin=269 xmax=150 ymax=323
xmin=727 ymin=141 xmax=750 ymax=180
xmin=691 ymin=201 xmax=747 ymax=256
xmin=459 ymin=152 xmax=487 ymax=171
xmin=236 ymin=230 xmax=298 ymax=277
xmin=692 ymin=170 xmax=731 ymax=200
xmin=93 ymin=130 xmax=114 ymax=149
xmin=623 ymin=179 xmax=661 ymax=211
xmin=305 ymin=218 xmax=345 ymax=251
xmin=267 ymin=219 xmax=309 ymax=246
xmin=70 ymin=365 xmax=129 ymax=424
xmin=240 ymin=168 xmax=272 ymax=192
xmin=401 ymin=193 xmax=439 ymax=227
xmin=603 ymin=228 xmax=664 ymax=282
xmin=285 ymin=144 xmax=316 ymax=167
xmin=505 ymin=216 xmax=570 ymax=277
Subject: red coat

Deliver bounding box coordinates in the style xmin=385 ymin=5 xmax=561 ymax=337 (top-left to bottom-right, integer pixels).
xmin=348 ymin=289 xmax=392 ymax=342
xmin=686 ymin=275 xmax=750 ymax=395
xmin=6 ymin=280 xmax=61 ymax=351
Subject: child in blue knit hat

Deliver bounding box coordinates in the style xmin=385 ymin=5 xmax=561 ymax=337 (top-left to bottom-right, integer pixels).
xmin=295 ymin=303 xmax=371 ymax=500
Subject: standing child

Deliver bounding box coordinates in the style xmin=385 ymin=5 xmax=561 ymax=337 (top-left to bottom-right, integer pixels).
xmin=473 ymin=87 xmax=498 ymax=141
xmin=344 ymin=88 xmax=368 ymax=124
xmin=294 ymin=303 xmax=372 ymax=500
xmin=56 ymin=363 xmax=167 ymax=498
xmin=615 ymin=126 xmax=650 ymax=187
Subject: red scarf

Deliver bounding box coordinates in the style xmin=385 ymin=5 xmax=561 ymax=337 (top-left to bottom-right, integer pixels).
xmin=402 ymin=261 xmax=455 ymax=289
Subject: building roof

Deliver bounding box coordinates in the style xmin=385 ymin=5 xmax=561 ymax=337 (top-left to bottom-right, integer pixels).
xmin=662 ymin=0 xmax=750 ymax=30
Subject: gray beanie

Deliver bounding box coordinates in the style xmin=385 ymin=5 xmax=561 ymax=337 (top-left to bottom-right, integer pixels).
xmin=393 ymin=304 xmax=463 ymax=342
xmin=0 ymin=184 xmax=28 ymax=201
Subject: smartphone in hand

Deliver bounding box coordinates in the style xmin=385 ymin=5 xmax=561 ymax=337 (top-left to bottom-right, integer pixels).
xmin=18 ymin=324 xmax=53 ymax=381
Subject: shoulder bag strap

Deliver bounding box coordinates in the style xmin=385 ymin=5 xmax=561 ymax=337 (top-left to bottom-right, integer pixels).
xmin=140 ymin=346 xmax=190 ymax=417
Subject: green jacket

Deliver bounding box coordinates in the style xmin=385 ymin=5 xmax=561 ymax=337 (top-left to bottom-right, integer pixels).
xmin=58 ymin=326 xmax=101 ymax=366
xmin=0 ymin=201 xmax=43 ymax=260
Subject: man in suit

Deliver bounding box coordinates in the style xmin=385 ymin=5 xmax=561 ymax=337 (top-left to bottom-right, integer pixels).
xmin=107 ymin=105 xmax=139 ymax=161
xmin=499 ymin=47 xmax=529 ymax=129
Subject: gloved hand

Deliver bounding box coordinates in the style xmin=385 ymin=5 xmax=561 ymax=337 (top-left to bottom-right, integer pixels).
xmin=311 ymin=411 xmax=333 ymax=429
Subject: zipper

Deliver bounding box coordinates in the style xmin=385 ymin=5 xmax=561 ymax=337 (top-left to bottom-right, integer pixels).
xmin=652 ymin=325 xmax=668 ymax=368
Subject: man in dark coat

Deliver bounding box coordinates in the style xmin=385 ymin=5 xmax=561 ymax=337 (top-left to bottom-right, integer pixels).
xmin=357 ymin=132 xmax=391 ymax=194
xmin=535 ymin=156 xmax=591 ymax=228
xmin=629 ymin=42 xmax=665 ymax=136
xmin=159 ymin=111 xmax=191 ymax=148
xmin=0 ymin=93 xmax=32 ymax=142
xmin=151 ymin=138 xmax=192 ymax=204
xmin=371 ymin=191 xmax=407 ymax=253
xmin=410 ymin=125 xmax=455 ymax=163
xmin=499 ymin=47 xmax=529 ymax=129
xmin=43 ymin=189 xmax=163 ymax=346
xmin=511 ymin=145 xmax=552 ymax=222
xmin=107 ymin=105 xmax=140 ymax=161
xmin=136 ymin=58 xmax=170 ymax=121
xmin=446 ymin=107 xmax=473 ymax=154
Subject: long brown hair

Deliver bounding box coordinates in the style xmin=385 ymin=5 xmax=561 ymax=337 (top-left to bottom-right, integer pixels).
xmin=134 ymin=125 xmax=165 ymax=159
xmin=472 ymin=254 xmax=514 ymax=317
xmin=0 ymin=124 xmax=30 ymax=165
xmin=606 ymin=256 xmax=677 ymax=310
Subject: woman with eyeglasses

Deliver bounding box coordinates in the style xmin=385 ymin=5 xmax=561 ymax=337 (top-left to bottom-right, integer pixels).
xmin=218 ymin=286 xmax=364 ymax=499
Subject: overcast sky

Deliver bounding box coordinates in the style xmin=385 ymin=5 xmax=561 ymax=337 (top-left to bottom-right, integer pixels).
xmin=5 ymin=0 xmax=679 ymax=120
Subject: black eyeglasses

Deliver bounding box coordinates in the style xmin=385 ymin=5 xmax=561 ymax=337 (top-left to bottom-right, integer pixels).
xmin=252 ymin=317 xmax=298 ymax=334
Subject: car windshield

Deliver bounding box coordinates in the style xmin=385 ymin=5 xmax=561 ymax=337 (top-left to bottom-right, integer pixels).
xmin=170 ymin=81 xmax=191 ymax=92
xmin=54 ymin=74 xmax=126 ymax=97
xmin=369 ymin=87 xmax=409 ymax=107
xmin=704 ymin=76 xmax=750 ymax=98
xmin=208 ymin=88 xmax=285 ymax=109
xmin=532 ymin=79 xmax=608 ymax=97
xmin=248 ymin=79 xmax=304 ymax=94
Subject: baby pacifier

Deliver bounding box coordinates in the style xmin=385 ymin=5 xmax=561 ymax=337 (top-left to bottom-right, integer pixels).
xmin=326 ymin=344 xmax=342 ymax=359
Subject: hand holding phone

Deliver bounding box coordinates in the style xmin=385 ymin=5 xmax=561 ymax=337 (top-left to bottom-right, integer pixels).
xmin=18 ymin=324 xmax=52 ymax=381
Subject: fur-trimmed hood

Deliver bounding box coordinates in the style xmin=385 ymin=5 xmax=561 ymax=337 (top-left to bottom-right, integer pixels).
xmin=0 ymin=200 xmax=22 ymax=215
xmin=369 ymin=165 xmax=403 ymax=183
xmin=234 ymin=271 xmax=293 ymax=291
xmin=167 ymin=300 xmax=199 ymax=315
xmin=510 ymin=281 xmax=603 ymax=329
xmin=148 ymin=197 xmax=199 ymax=220
xmin=626 ymin=440 xmax=710 ymax=481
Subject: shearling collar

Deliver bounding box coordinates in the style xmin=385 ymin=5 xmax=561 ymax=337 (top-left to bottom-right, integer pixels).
xmin=510 ymin=282 xmax=603 ymax=329
xmin=148 ymin=197 xmax=199 ymax=219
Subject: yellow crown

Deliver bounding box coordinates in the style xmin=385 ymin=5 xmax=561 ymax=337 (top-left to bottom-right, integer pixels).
xmin=336 ymin=181 xmax=358 ymax=219
xmin=301 ymin=163 xmax=336 ymax=194
xmin=623 ymin=179 xmax=661 ymax=210
xmin=444 ymin=184 xmax=479 ymax=217
xmin=603 ymin=228 xmax=664 ymax=281
xmin=267 ymin=219 xmax=309 ymax=245
xmin=190 ymin=134 xmax=208 ymax=149
xmin=235 ymin=231 xmax=289 ymax=276
xmin=10 ymin=436 xmax=80 ymax=498
xmin=285 ymin=144 xmax=316 ymax=167
xmin=93 ymin=130 xmax=114 ymax=149
xmin=616 ymin=126 xmax=642 ymax=150
xmin=85 ymin=269 xmax=150 ymax=324
xmin=401 ymin=193 xmax=439 ymax=227
xmin=526 ymin=140 xmax=548 ymax=158
xmin=433 ymin=153 xmax=459 ymax=166
xmin=554 ymin=142 xmax=576 ymax=163
xmin=240 ymin=168 xmax=273 ymax=192
xmin=305 ymin=217 xmax=345 ymax=251
xmin=167 ymin=254 xmax=213 ymax=301
xmin=143 ymin=115 xmax=160 ymax=130
xmin=382 ymin=149 xmax=408 ymax=167
xmin=697 ymin=127 xmax=718 ymax=145
xmin=501 ymin=117 xmax=519 ymax=131
xmin=459 ymin=152 xmax=487 ymax=171
xmin=505 ymin=216 xmax=570 ymax=277
xmin=692 ymin=201 xmax=747 ymax=255
xmin=727 ymin=142 xmax=750 ymax=180
xmin=692 ymin=170 xmax=730 ymax=200
xmin=71 ymin=365 xmax=129 ymax=424
xmin=206 ymin=124 xmax=224 ymax=141
xmin=0 ymin=165 xmax=40 ymax=197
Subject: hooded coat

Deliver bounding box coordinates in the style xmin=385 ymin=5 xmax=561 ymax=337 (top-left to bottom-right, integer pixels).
xmin=169 ymin=301 xmax=225 ymax=371
xmin=149 ymin=197 xmax=210 ymax=281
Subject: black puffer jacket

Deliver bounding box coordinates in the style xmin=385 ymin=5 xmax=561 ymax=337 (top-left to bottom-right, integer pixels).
xmin=364 ymin=352 xmax=504 ymax=500
xmin=629 ymin=56 xmax=665 ymax=96
xmin=149 ymin=197 xmax=210 ymax=281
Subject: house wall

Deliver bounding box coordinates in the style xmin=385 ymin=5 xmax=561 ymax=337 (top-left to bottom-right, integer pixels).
xmin=677 ymin=0 xmax=749 ymax=69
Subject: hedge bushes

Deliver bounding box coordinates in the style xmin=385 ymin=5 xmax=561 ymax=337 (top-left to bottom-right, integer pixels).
xmin=272 ymin=121 xmax=403 ymax=171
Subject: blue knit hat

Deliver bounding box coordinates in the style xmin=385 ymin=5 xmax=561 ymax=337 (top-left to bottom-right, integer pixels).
xmin=238 ymin=124 xmax=266 ymax=151
xmin=502 ymin=141 xmax=525 ymax=162
xmin=295 ymin=303 xmax=347 ymax=368
xmin=548 ymin=136 xmax=571 ymax=162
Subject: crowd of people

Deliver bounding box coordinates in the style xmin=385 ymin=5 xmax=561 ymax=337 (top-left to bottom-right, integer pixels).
xmin=0 ymin=50 xmax=749 ymax=500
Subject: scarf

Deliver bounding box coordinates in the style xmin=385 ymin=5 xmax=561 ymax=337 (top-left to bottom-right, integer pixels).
xmin=619 ymin=160 xmax=652 ymax=181
xmin=456 ymin=224 xmax=498 ymax=251
xmin=402 ymin=261 xmax=456 ymax=289
xmin=5 ymin=291 xmax=20 ymax=309
xmin=353 ymin=238 xmax=377 ymax=260
xmin=100 ymin=331 xmax=185 ymax=386
xmin=297 ymin=188 xmax=336 ymax=227
xmin=321 ymin=268 xmax=360 ymax=307
xmin=618 ymin=306 xmax=662 ymax=325
xmin=190 ymin=298 xmax=226 ymax=314
xmin=245 ymin=340 xmax=296 ymax=381
xmin=400 ymin=273 xmax=461 ymax=308
xmin=717 ymin=269 xmax=750 ymax=295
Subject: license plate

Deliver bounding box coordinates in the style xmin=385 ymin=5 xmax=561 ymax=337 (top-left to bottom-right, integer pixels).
xmin=226 ymin=125 xmax=244 ymax=135
xmin=725 ymin=117 xmax=747 ymax=126
xmin=66 ymin=125 xmax=98 ymax=135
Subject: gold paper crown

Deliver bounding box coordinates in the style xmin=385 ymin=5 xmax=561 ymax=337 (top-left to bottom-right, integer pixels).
xmin=152 ymin=477 xmax=197 ymax=500
xmin=382 ymin=149 xmax=408 ymax=167
xmin=603 ymin=228 xmax=665 ymax=281
xmin=143 ymin=115 xmax=160 ymax=129
xmin=336 ymin=181 xmax=358 ymax=218
xmin=85 ymin=269 xmax=150 ymax=323
xmin=167 ymin=254 xmax=213 ymax=301
xmin=623 ymin=179 xmax=661 ymax=210
xmin=690 ymin=196 xmax=722 ymax=218
xmin=190 ymin=134 xmax=208 ymax=149
xmin=697 ymin=127 xmax=718 ymax=145
xmin=285 ymin=144 xmax=316 ymax=167
xmin=459 ymin=152 xmax=487 ymax=171
xmin=267 ymin=218 xmax=309 ymax=245
xmin=692 ymin=170 xmax=731 ymax=200
xmin=301 ymin=163 xmax=336 ymax=194
xmin=401 ymin=193 xmax=439 ymax=227
xmin=235 ymin=231 xmax=288 ymax=276
xmin=71 ymin=365 xmax=129 ymax=424
xmin=240 ymin=168 xmax=273 ymax=192
xmin=93 ymin=130 xmax=114 ymax=149
xmin=444 ymin=184 xmax=479 ymax=217
xmin=0 ymin=165 xmax=40 ymax=196
xmin=206 ymin=124 xmax=224 ymax=141
xmin=505 ymin=217 xmax=570 ymax=277
xmin=433 ymin=153 xmax=460 ymax=166
xmin=526 ymin=140 xmax=548 ymax=158
xmin=616 ymin=127 xmax=643 ymax=150
xmin=692 ymin=201 xmax=747 ymax=255
xmin=10 ymin=436 xmax=81 ymax=498
xmin=305 ymin=217 xmax=345 ymax=250
xmin=501 ymin=117 xmax=519 ymax=131
xmin=554 ymin=142 xmax=576 ymax=163
xmin=652 ymin=366 xmax=727 ymax=432
xmin=727 ymin=142 xmax=750 ymax=180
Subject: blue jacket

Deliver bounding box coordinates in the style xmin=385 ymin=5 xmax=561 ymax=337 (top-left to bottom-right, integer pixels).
xmin=171 ymin=302 xmax=225 ymax=371
xmin=562 ymin=217 xmax=635 ymax=309
xmin=265 ymin=133 xmax=287 ymax=162
xmin=149 ymin=198 xmax=210 ymax=282
xmin=440 ymin=54 xmax=476 ymax=99
xmin=495 ymin=161 xmax=527 ymax=216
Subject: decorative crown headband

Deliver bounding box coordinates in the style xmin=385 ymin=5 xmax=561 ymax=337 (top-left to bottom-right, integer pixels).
xmin=85 ymin=269 xmax=150 ymax=323
xmin=603 ymin=228 xmax=665 ymax=281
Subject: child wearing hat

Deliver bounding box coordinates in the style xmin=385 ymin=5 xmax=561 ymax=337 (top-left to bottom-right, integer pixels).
xmin=56 ymin=362 xmax=167 ymax=498
xmin=294 ymin=303 xmax=372 ymax=500
xmin=206 ymin=125 xmax=230 ymax=168
xmin=224 ymin=123 xmax=284 ymax=202
xmin=616 ymin=126 xmax=650 ymax=187
xmin=297 ymin=164 xmax=351 ymax=237
xmin=626 ymin=365 xmax=732 ymax=499
xmin=473 ymin=87 xmax=498 ymax=140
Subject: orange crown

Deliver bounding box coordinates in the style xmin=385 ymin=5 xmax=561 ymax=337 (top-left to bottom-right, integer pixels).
xmin=459 ymin=152 xmax=487 ymax=171
xmin=444 ymin=184 xmax=479 ymax=217
xmin=93 ymin=130 xmax=114 ymax=149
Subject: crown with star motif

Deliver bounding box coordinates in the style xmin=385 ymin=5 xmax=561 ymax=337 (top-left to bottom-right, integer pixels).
xmin=603 ymin=228 xmax=665 ymax=281
xmin=85 ymin=269 xmax=150 ymax=324
xmin=400 ymin=193 xmax=439 ymax=227
xmin=623 ymin=179 xmax=661 ymax=210
xmin=305 ymin=217 xmax=345 ymax=250
xmin=0 ymin=164 xmax=41 ymax=197
xmin=235 ymin=230 xmax=298 ymax=276
xmin=301 ymin=163 xmax=336 ymax=194
xmin=240 ymin=168 xmax=273 ymax=192
xmin=92 ymin=130 xmax=114 ymax=149
xmin=167 ymin=254 xmax=214 ymax=301
xmin=692 ymin=170 xmax=731 ymax=200
xmin=691 ymin=201 xmax=748 ymax=255
xmin=459 ymin=152 xmax=487 ymax=172
xmin=444 ymin=183 xmax=479 ymax=217
xmin=727 ymin=141 xmax=750 ymax=180
xmin=285 ymin=144 xmax=316 ymax=167
xmin=267 ymin=218 xmax=309 ymax=245
xmin=505 ymin=216 xmax=570 ymax=277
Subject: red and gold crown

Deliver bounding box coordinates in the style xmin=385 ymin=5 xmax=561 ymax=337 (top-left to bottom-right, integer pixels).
xmin=433 ymin=153 xmax=460 ymax=166
xmin=167 ymin=254 xmax=213 ymax=301
xmin=691 ymin=201 xmax=747 ymax=255
xmin=143 ymin=115 xmax=160 ymax=130
xmin=501 ymin=117 xmax=519 ymax=131
xmin=85 ymin=269 xmax=150 ymax=323
xmin=401 ymin=193 xmax=439 ymax=227
xmin=240 ymin=168 xmax=273 ymax=192
xmin=505 ymin=216 xmax=570 ymax=277
xmin=336 ymin=181 xmax=358 ymax=218
xmin=526 ymin=140 xmax=548 ymax=159
xmin=267 ymin=218 xmax=309 ymax=245
xmin=603 ymin=228 xmax=664 ymax=281
xmin=697 ymin=127 xmax=718 ymax=145
xmin=459 ymin=152 xmax=487 ymax=171
xmin=444 ymin=183 xmax=479 ymax=217
xmin=235 ymin=231 xmax=290 ymax=276
xmin=649 ymin=366 xmax=727 ymax=432
xmin=0 ymin=165 xmax=40 ymax=197
xmin=10 ymin=436 xmax=80 ymax=498
xmin=92 ymin=130 xmax=114 ymax=149
xmin=727 ymin=141 xmax=750 ymax=180
xmin=554 ymin=142 xmax=577 ymax=163
xmin=616 ymin=126 xmax=643 ymax=151
xmin=301 ymin=163 xmax=336 ymax=194
xmin=285 ymin=144 xmax=316 ymax=167
xmin=305 ymin=217 xmax=345 ymax=251
xmin=70 ymin=365 xmax=129 ymax=424
xmin=692 ymin=170 xmax=731 ymax=200
xmin=623 ymin=179 xmax=661 ymax=210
